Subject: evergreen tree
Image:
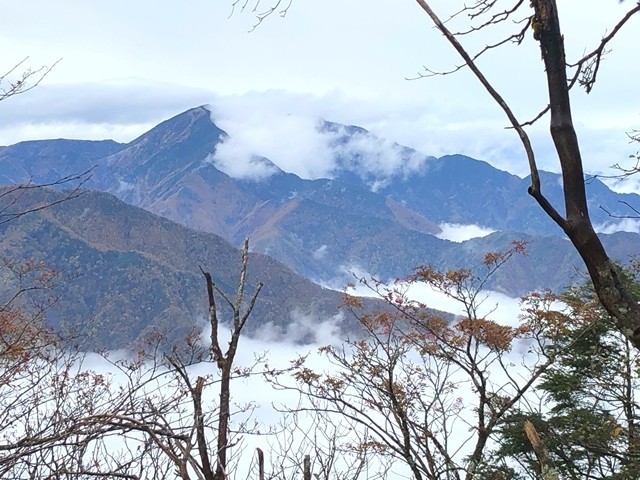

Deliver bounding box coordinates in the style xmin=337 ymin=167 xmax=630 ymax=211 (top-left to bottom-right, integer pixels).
xmin=489 ymin=266 xmax=640 ymax=479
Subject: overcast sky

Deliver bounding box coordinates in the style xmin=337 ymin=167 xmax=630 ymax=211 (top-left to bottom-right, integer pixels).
xmin=1 ymin=0 xmax=639 ymax=187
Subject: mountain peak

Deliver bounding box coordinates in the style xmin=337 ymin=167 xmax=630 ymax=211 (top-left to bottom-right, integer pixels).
xmin=97 ymin=106 xmax=227 ymax=190
xmin=319 ymin=119 xmax=369 ymax=137
xmin=125 ymin=105 xmax=226 ymax=149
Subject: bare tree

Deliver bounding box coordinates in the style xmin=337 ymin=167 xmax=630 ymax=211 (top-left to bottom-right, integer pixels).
xmin=0 ymin=263 xmax=161 ymax=479
xmin=238 ymin=0 xmax=640 ymax=350
xmin=271 ymin=244 xmax=562 ymax=480
xmin=97 ymin=237 xmax=267 ymax=480
xmin=0 ymin=227 xmax=272 ymax=478
xmin=1 ymin=58 xmax=93 ymax=223
xmin=263 ymin=404 xmax=388 ymax=480
xmin=200 ymin=236 xmax=264 ymax=480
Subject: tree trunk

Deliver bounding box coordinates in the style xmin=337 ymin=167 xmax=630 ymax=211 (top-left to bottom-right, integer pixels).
xmin=216 ymin=366 xmax=232 ymax=480
xmin=524 ymin=420 xmax=559 ymax=480
xmin=533 ymin=0 xmax=640 ymax=349
xmin=201 ymin=238 xmax=263 ymax=480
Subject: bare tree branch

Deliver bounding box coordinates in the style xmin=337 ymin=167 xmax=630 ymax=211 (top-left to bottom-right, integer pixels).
xmin=0 ymin=57 xmax=61 ymax=102
xmin=408 ymin=0 xmax=640 ymax=350
xmin=567 ymin=3 xmax=640 ymax=93
xmin=0 ymin=168 xmax=94 ymax=224
xmin=229 ymin=0 xmax=293 ymax=31
xmin=415 ymin=0 xmax=566 ymax=230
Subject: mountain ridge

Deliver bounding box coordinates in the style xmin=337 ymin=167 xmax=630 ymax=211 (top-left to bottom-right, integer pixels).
xmin=1 ymin=105 xmax=639 ymax=301
xmin=0 ymin=186 xmax=361 ymax=350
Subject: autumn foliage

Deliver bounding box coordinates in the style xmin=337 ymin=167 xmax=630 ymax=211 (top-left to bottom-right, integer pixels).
xmin=270 ymin=242 xmax=576 ymax=480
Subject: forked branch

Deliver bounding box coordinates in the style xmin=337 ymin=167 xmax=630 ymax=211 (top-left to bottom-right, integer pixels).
xmin=0 ymin=57 xmax=60 ymax=102
xmin=414 ymin=0 xmax=565 ymax=229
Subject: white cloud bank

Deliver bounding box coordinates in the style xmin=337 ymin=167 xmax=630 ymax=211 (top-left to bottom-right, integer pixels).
xmin=205 ymin=98 xmax=429 ymax=183
xmin=207 ymin=110 xmax=335 ymax=180
xmin=435 ymin=223 xmax=496 ymax=242
xmin=335 ymin=262 xmax=524 ymax=329
xmin=595 ymin=218 xmax=640 ymax=234
xmin=406 ymin=282 xmax=525 ymax=327
xmin=251 ymin=310 xmax=346 ymax=347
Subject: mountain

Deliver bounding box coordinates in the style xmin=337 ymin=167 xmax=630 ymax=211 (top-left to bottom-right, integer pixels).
xmin=334 ymin=153 xmax=640 ymax=235
xmin=0 ymin=187 xmax=358 ymax=350
xmin=315 ymin=121 xmax=637 ymax=234
xmin=1 ymin=106 xmax=639 ymax=300
xmin=0 ymin=138 xmax=124 ymax=185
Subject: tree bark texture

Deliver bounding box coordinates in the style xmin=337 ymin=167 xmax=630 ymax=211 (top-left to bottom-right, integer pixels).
xmin=532 ymin=0 xmax=640 ymax=349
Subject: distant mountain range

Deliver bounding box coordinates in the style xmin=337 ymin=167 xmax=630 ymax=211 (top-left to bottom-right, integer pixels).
xmin=1 ymin=105 xmax=639 ymax=347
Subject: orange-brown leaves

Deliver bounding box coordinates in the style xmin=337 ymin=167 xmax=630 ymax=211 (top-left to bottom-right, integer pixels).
xmin=411 ymin=265 xmax=474 ymax=290
xmin=455 ymin=317 xmax=515 ymax=351
xmin=342 ymin=292 xmax=364 ymax=309
xmin=359 ymin=310 xmax=400 ymax=335
xmin=0 ymin=306 xmax=54 ymax=360
xmin=293 ymin=367 xmax=321 ymax=384
xmin=518 ymin=290 xmax=572 ymax=340
xmin=2 ymin=257 xmax=60 ymax=290
xmin=483 ymin=240 xmax=527 ymax=267
xmin=341 ymin=242 xmax=533 ymax=362
xmin=1 ymin=259 xmax=60 ymax=361
xmin=412 ymin=241 xmax=527 ymax=290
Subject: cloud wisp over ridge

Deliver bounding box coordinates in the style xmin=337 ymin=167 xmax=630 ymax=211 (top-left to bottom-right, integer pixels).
xmin=206 ymin=102 xmax=431 ymax=185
